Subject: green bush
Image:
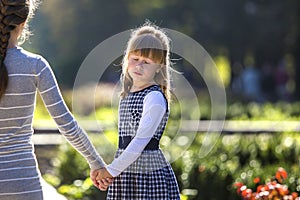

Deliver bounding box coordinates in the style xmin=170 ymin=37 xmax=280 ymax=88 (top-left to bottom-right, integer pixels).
xmin=43 ymin=131 xmax=300 ymax=200
xmin=40 ymin=101 xmax=300 ymax=199
xmin=174 ymin=133 xmax=300 ymax=200
xmin=226 ymin=102 xmax=300 ymax=120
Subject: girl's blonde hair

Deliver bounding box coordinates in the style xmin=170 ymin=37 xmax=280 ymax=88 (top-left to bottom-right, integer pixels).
xmin=121 ymin=22 xmax=172 ymax=102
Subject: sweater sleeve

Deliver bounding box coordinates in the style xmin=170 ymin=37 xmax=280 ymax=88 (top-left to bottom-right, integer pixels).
xmin=106 ymin=91 xmax=166 ymax=177
xmin=36 ymin=58 xmax=106 ymax=170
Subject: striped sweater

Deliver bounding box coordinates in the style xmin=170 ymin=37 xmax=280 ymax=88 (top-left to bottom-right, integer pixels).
xmin=0 ymin=46 xmax=105 ymax=199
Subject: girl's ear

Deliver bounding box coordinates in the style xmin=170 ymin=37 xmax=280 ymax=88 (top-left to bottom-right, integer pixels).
xmin=20 ymin=21 xmax=26 ymax=28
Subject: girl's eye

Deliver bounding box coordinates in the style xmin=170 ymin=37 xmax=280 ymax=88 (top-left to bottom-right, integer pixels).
xmin=129 ymin=56 xmax=155 ymax=65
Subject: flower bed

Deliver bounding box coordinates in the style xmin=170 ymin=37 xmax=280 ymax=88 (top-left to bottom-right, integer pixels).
xmin=235 ymin=168 xmax=300 ymax=200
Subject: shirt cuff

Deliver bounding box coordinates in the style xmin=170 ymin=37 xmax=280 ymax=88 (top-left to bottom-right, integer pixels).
xmin=89 ymin=159 xmax=106 ymax=170
xmin=106 ymin=165 xmax=121 ymax=177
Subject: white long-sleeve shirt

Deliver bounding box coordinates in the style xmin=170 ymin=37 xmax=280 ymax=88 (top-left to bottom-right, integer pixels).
xmin=106 ymin=91 xmax=166 ymax=177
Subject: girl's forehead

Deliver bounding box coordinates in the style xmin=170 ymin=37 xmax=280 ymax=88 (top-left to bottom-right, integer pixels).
xmin=129 ymin=51 xmax=153 ymax=59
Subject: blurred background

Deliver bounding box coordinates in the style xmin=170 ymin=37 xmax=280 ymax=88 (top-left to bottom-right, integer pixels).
xmin=25 ymin=0 xmax=300 ymax=102
xmin=27 ymin=0 xmax=300 ymax=199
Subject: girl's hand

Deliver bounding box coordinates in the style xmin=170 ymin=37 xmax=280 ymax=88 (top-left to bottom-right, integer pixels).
xmin=95 ymin=168 xmax=114 ymax=191
xmin=98 ymin=177 xmax=114 ymax=191
xmin=96 ymin=167 xmax=113 ymax=179
xmin=90 ymin=168 xmax=113 ymax=190
xmin=90 ymin=169 xmax=100 ymax=188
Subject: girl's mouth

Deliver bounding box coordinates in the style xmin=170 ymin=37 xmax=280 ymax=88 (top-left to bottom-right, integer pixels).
xmin=134 ymin=71 xmax=142 ymax=76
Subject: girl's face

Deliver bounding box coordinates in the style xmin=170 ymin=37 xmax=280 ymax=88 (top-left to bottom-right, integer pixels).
xmin=127 ymin=52 xmax=161 ymax=85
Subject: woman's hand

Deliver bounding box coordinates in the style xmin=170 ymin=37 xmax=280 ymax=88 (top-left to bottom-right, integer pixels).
xmin=90 ymin=168 xmax=114 ymax=191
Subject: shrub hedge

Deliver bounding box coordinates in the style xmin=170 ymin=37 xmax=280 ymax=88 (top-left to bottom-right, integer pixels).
xmin=43 ymin=131 xmax=300 ymax=200
xmin=41 ymin=102 xmax=300 ymax=199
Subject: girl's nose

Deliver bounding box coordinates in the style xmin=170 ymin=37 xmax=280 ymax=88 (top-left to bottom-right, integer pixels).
xmin=136 ymin=61 xmax=145 ymax=68
xmin=135 ymin=64 xmax=142 ymax=70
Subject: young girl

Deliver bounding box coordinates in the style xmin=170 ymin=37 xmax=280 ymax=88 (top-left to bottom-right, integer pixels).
xmin=0 ymin=1 xmax=107 ymax=199
xmin=94 ymin=22 xmax=181 ymax=199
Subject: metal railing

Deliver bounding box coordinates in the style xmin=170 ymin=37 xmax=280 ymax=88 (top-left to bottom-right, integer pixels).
xmin=33 ymin=120 xmax=300 ymax=145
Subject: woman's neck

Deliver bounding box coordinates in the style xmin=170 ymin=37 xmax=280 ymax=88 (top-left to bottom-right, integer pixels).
xmin=8 ymin=24 xmax=24 ymax=48
xmin=8 ymin=33 xmax=18 ymax=48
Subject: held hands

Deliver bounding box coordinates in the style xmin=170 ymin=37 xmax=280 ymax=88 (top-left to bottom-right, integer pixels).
xmin=90 ymin=168 xmax=114 ymax=191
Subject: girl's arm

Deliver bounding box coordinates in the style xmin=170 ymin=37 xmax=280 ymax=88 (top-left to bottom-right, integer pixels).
xmin=36 ymin=57 xmax=106 ymax=170
xmin=106 ymin=91 xmax=166 ymax=177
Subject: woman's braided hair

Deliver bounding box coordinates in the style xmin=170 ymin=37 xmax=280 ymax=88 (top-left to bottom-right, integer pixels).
xmin=0 ymin=0 xmax=31 ymax=99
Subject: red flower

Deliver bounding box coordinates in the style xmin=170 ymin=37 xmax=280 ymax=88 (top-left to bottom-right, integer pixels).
xmin=291 ymin=192 xmax=298 ymax=198
xmin=234 ymin=182 xmax=244 ymax=188
xmin=256 ymin=185 xmax=265 ymax=193
xmin=234 ymin=182 xmax=244 ymax=194
xmin=241 ymin=188 xmax=252 ymax=198
xmin=235 ymin=168 xmax=299 ymax=200
xmin=276 ymin=184 xmax=289 ymax=196
xmin=253 ymin=177 xmax=260 ymax=184
xmin=276 ymin=167 xmax=288 ymax=183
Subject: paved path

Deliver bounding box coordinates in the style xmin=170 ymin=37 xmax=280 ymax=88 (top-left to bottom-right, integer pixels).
xmin=41 ymin=178 xmax=67 ymax=200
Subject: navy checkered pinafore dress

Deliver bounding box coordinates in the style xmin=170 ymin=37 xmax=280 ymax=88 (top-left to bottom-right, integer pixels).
xmin=107 ymin=85 xmax=180 ymax=200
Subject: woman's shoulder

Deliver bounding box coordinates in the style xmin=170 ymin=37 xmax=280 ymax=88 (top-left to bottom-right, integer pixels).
xmin=7 ymin=46 xmax=50 ymax=73
xmin=8 ymin=46 xmax=41 ymax=58
xmin=18 ymin=47 xmax=47 ymax=63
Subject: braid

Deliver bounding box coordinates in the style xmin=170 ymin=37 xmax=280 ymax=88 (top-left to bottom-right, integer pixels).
xmin=0 ymin=0 xmax=29 ymax=99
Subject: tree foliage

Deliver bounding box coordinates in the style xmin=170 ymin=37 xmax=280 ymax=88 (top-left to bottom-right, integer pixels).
xmin=26 ymin=0 xmax=299 ymax=100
